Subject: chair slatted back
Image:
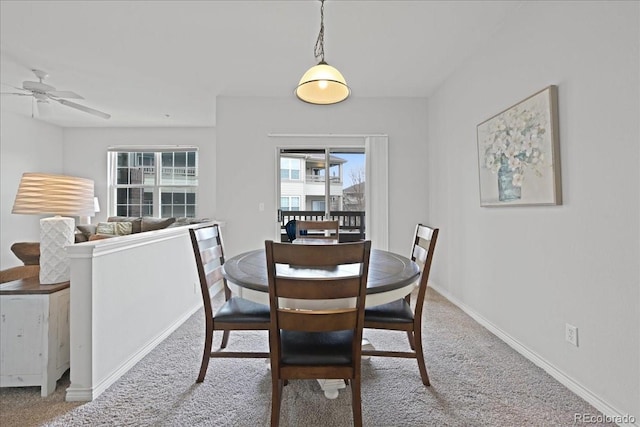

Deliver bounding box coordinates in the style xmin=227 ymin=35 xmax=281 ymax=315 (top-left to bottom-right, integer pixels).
xmin=295 ymin=220 xmax=340 ymax=240
xmin=361 ymin=224 xmax=439 ymax=388
xmin=411 ymin=224 xmax=439 ymax=319
xmin=190 ymin=224 xmax=227 ymax=316
xmin=265 ymin=239 xmax=371 ymax=346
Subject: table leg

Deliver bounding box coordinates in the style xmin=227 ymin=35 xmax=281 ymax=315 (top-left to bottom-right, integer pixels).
xmin=362 ymin=337 xmax=375 ymax=360
xmin=316 ymin=339 xmax=377 ymax=399
xmin=269 ymin=361 xmax=344 ymax=399
xmin=317 ymin=379 xmax=345 ymax=399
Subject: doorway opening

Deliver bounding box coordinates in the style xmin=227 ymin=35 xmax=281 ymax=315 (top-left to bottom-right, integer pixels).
xmin=277 ymin=147 xmax=366 ymax=242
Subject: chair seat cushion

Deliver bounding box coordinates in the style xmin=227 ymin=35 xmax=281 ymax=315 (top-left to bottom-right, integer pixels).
xmin=281 ymin=330 xmax=353 ymax=365
xmin=365 ymin=299 xmax=414 ymax=323
xmin=214 ymin=297 xmax=270 ymax=323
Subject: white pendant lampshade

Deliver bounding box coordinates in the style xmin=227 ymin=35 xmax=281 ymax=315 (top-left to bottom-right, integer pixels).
xmin=296 ymin=0 xmax=350 ymax=105
xmin=296 ymin=61 xmax=350 ymax=105
xmin=12 ymin=173 xmax=94 ymax=284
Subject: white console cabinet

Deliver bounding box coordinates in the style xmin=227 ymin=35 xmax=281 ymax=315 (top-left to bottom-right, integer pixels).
xmin=0 ymin=277 xmax=70 ymax=396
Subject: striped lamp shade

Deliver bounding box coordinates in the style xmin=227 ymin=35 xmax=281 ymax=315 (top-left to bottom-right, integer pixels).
xmin=12 ymin=173 xmax=95 ymax=217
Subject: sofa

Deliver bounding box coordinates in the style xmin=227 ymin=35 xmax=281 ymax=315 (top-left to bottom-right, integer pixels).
xmin=0 ymin=242 xmax=40 ymax=283
xmin=75 ymin=216 xmax=211 ymax=242
xmin=1 ymin=217 xmax=211 ymax=283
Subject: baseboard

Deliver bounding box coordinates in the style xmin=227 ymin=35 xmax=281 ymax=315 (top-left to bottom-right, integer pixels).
xmin=65 ymin=302 xmax=202 ymax=402
xmin=65 ymin=386 xmax=96 ymax=402
xmin=429 ymin=283 xmax=638 ymax=427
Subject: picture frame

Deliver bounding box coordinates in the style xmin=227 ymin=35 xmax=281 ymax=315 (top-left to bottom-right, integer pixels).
xmin=477 ymin=85 xmax=561 ymax=207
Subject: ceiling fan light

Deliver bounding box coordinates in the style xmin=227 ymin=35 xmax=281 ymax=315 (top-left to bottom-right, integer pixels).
xmin=295 ymin=62 xmax=350 ymax=105
xmin=37 ymin=99 xmax=53 ymax=117
xmin=10 ymin=69 xmax=111 ymax=120
xmin=23 ymin=80 xmax=55 ymax=93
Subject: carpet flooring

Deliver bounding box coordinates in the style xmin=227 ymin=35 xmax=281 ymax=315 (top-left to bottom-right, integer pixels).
xmin=0 ymin=288 xmax=613 ymax=426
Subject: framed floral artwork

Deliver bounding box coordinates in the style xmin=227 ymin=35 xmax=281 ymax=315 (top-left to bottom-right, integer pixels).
xmin=477 ymin=85 xmax=562 ymax=206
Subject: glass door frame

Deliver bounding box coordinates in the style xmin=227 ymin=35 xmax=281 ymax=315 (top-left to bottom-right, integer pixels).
xmin=272 ymin=134 xmax=388 ymax=249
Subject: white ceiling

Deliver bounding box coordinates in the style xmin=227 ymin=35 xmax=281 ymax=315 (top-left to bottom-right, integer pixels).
xmin=0 ymin=0 xmax=522 ymax=128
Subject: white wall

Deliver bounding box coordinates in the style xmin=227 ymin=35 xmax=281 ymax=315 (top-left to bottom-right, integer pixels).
xmin=61 ymin=127 xmax=216 ymax=223
xmin=426 ymin=1 xmax=639 ymax=422
xmin=215 ymin=96 xmax=428 ymax=257
xmin=66 ymin=226 xmax=205 ymax=401
xmin=0 ymin=111 xmax=64 ymax=269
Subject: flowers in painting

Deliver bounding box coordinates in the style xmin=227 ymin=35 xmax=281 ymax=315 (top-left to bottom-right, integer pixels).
xmin=481 ymin=105 xmax=547 ymax=187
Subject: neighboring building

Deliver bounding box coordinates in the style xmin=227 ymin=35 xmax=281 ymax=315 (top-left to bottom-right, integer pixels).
xmin=280 ymin=153 xmax=347 ymax=211
xmin=343 ymin=181 xmax=365 ymax=212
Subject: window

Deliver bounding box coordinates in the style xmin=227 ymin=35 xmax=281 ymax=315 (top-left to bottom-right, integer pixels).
xmin=311 ymin=200 xmax=325 ymax=211
xmin=280 ymin=196 xmax=300 ymax=211
xmin=280 ymin=158 xmax=301 ymax=180
xmin=108 ymin=147 xmax=198 ymax=218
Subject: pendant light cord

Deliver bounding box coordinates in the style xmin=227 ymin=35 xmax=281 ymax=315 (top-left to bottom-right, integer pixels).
xmin=313 ymin=0 xmax=325 ymax=63
xmin=295 ymin=0 xmax=349 ymax=104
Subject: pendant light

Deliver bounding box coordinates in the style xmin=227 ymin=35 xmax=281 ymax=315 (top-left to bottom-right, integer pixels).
xmin=295 ymin=0 xmax=350 ymax=105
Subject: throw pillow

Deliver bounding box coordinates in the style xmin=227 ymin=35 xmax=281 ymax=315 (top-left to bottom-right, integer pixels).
xmin=75 ymin=233 xmax=89 ymax=243
xmin=96 ymin=222 xmax=116 ymax=235
xmin=76 ymin=224 xmax=97 ymax=239
xmin=107 ymin=216 xmax=142 ymax=233
xmin=96 ymin=221 xmax=133 ymax=236
xmin=89 ymin=234 xmax=113 ymax=241
xmin=113 ymin=222 xmax=133 ymax=235
xmin=141 ymin=217 xmax=176 ymax=232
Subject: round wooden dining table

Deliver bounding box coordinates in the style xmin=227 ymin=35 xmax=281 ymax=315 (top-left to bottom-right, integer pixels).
xmin=222 ymin=248 xmax=420 ymax=308
xmin=222 ymin=247 xmax=420 ymax=400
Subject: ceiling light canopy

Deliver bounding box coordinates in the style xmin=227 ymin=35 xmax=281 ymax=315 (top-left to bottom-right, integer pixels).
xmin=296 ymin=0 xmax=350 ymax=105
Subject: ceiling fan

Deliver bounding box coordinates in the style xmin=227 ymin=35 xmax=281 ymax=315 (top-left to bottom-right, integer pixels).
xmin=1 ymin=69 xmax=111 ymax=119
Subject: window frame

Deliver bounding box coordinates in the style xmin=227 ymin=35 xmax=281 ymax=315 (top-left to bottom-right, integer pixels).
xmin=280 ymin=157 xmax=301 ymax=181
xmin=108 ymin=146 xmax=198 ymax=218
xmin=280 ymin=195 xmax=301 ymax=211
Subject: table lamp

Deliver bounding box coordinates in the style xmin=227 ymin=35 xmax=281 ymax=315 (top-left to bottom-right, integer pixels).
xmin=12 ymin=173 xmax=94 ymax=284
xmin=79 ymin=197 xmax=101 ymax=225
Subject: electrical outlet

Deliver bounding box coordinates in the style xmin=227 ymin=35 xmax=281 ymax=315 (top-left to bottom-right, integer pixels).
xmin=565 ymin=323 xmax=578 ymax=346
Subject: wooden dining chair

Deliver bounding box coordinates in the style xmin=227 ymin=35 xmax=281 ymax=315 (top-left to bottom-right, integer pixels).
xmin=189 ymin=224 xmax=270 ymax=383
xmin=265 ymin=240 xmax=372 ymax=427
xmin=294 ymin=220 xmax=340 ymax=240
xmin=361 ymin=224 xmax=439 ymax=386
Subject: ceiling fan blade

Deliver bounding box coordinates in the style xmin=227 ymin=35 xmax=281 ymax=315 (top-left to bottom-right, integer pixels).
xmin=1 ymin=92 xmax=32 ymax=96
xmin=54 ymin=98 xmax=111 ymax=119
xmin=48 ymin=90 xmax=84 ymax=99
xmin=1 ymin=82 xmax=29 ymax=91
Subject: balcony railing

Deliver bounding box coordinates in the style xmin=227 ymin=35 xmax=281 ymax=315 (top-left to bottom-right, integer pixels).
xmin=279 ymin=210 xmax=365 ymax=242
xmin=140 ymin=166 xmax=196 ymax=177
xmin=305 ymin=175 xmax=341 ymax=184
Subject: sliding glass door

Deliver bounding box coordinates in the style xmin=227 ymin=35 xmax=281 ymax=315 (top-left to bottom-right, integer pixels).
xmin=277 ymin=147 xmax=366 ymax=242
